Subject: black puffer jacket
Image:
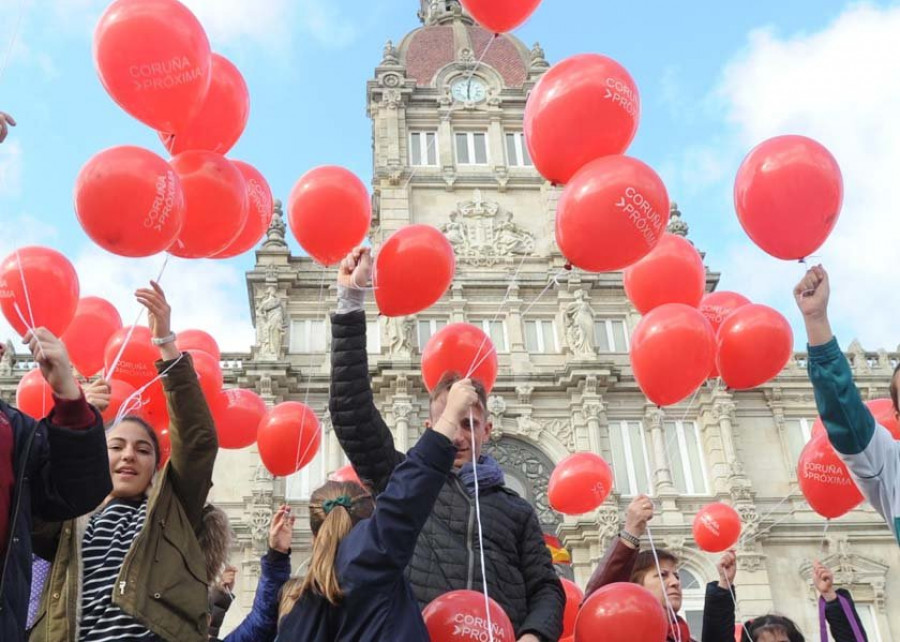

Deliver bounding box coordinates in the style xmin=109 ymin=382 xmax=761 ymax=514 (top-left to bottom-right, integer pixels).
xmin=330 ymin=310 xmax=564 ymax=641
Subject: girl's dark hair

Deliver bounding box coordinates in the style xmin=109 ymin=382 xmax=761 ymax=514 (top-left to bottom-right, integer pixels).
xmin=116 ymin=415 xmax=162 ymax=469
xmin=742 ymin=615 xmax=805 ymax=642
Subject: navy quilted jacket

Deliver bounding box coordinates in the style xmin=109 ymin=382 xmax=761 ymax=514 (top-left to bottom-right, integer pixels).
xmin=329 ymin=310 xmax=564 ymax=641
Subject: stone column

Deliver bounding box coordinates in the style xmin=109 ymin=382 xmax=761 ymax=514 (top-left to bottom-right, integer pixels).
xmin=644 ymin=405 xmax=675 ymax=494
xmin=392 ymin=400 xmax=414 ymax=452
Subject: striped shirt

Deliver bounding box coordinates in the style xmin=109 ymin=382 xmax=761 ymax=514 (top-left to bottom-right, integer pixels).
xmin=79 ymin=498 xmax=158 ymax=642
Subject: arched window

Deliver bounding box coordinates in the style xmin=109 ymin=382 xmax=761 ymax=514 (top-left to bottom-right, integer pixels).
xmin=679 ymin=567 xmax=706 ymax=637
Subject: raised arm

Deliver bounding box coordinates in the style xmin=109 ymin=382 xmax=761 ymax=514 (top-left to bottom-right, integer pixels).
xmin=329 ymin=247 xmax=403 ymax=494
xmin=702 ymin=551 xmax=737 ymax=642
xmin=585 ymin=494 xmax=652 ymax=597
xmin=814 ymin=562 xmax=869 ymax=642
xmin=19 ymin=328 xmax=111 ymax=521
xmin=137 ymin=282 xmax=217 ymax=529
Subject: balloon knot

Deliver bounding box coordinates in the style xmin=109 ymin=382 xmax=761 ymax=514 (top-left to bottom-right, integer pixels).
xmin=564 ymin=263 xmax=572 ymax=271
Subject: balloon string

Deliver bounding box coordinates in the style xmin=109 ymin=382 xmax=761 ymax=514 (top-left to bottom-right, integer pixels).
xmin=105 ymin=255 xmax=170 ymax=380
xmin=722 ymin=573 xmax=753 ymax=642
xmin=646 ymin=526 xmax=683 ymax=642
xmin=740 ymin=498 xmax=797 ymax=547
xmin=112 ymin=352 xmax=185 ymax=428
xmin=0 ymin=0 xmax=28 ymax=82
xmin=470 ymin=407 xmax=494 ymax=642
xmin=820 ymin=520 xmax=830 ymax=554
xmin=13 ymin=248 xmax=45 ymax=359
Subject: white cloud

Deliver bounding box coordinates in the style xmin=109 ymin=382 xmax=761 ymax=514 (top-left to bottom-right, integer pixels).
xmin=712 ymin=3 xmax=900 ymax=350
xmin=0 ymin=141 xmax=23 ymax=197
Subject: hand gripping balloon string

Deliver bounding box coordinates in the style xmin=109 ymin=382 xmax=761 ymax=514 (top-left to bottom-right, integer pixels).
xmin=722 ymin=572 xmax=753 ymax=642
xmin=106 ymin=255 xmax=170 ymax=380
xmin=470 ymin=407 xmax=495 ymax=642
xmin=646 ymin=526 xmax=683 ymax=642
xmin=112 ymin=352 xmax=185 ymax=428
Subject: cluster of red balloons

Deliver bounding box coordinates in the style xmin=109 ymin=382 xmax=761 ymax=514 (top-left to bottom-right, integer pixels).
xmin=76 ymin=0 xmax=272 ymax=260
xmin=735 ymin=135 xmax=843 ymax=261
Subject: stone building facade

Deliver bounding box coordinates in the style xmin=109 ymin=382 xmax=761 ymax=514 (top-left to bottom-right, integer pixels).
xmin=1 ymin=2 xmax=897 ymax=638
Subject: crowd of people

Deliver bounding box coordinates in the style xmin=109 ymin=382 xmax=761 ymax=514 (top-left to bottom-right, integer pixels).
xmin=0 ymin=117 xmax=897 ymax=641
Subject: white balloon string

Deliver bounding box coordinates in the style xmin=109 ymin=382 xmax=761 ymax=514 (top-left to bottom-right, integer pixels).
xmin=646 ymin=526 xmax=683 ymax=642
xmin=722 ymin=572 xmax=752 ymax=642
xmin=0 ymin=0 xmax=28 ymax=82
xmin=469 ymin=407 xmax=494 ymax=642
xmin=112 ymin=352 xmax=185 ymax=428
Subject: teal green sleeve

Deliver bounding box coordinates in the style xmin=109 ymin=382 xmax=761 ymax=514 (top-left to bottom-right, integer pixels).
xmin=807 ymin=337 xmax=876 ymax=455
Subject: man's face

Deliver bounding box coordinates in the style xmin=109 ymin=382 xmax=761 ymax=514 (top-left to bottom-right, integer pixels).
xmin=427 ymin=391 xmax=492 ymax=468
xmin=639 ymin=558 xmax=683 ymax=612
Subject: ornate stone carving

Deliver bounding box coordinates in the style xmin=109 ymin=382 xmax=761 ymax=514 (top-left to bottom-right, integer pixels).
xmin=392 ymin=400 xmax=414 ymax=421
xmin=255 ymin=286 xmax=286 ymax=361
xmin=516 ymin=385 xmax=534 ymax=404
xmin=800 ymin=538 xmax=889 ymax=611
xmin=249 ymin=464 xmax=275 ymax=553
xmin=545 ymin=419 xmax=575 ymax=452
xmin=712 ymin=396 xmax=737 ymax=422
xmin=440 ymin=190 xmax=535 ymax=266
xmin=487 ymin=395 xmax=507 ymax=421
xmin=876 ymin=349 xmax=891 ymax=372
xmin=381 ymin=39 xmax=399 ymax=65
xmin=258 ymin=373 xmax=274 ymax=400
xmin=516 ymin=412 xmax=544 ymax=441
xmin=667 ymin=202 xmax=689 ymax=237
xmin=584 ymin=375 xmax=600 ymax=397
xmin=563 ymin=290 xmax=596 ymax=358
xmin=0 ymin=339 xmax=14 ymax=377
xmin=582 ymin=400 xmax=606 ymax=421
xmin=381 ymin=87 xmax=403 ymax=109
xmin=644 ymin=405 xmax=665 ymax=429
xmin=386 ymin=316 xmax=414 ymax=357
xmin=847 ymin=339 xmax=871 ymax=374
xmin=261 ymin=199 xmax=287 ymax=249
xmin=395 ymin=373 xmax=409 ymax=395
xmin=530 ymin=42 xmax=549 ymax=70
xmin=596 ymin=504 xmax=620 ymax=551
xmin=488 ymin=436 xmax=560 ymax=528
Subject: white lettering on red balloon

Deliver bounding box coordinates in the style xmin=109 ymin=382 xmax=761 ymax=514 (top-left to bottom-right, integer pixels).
xmin=616 ymin=187 xmax=663 ymax=248
xmin=701 ymin=305 xmax=730 ymax=325
xmin=129 ymin=56 xmax=204 ymax=92
xmin=247 ymin=178 xmax=269 ymax=222
xmin=699 ymin=514 xmax=721 ymax=536
xmin=803 ymin=462 xmax=854 ymax=486
xmin=591 ymin=480 xmax=608 ymax=499
xmin=0 ymin=276 xmax=12 ymax=299
xmin=113 ymin=360 xmax=155 ymax=382
xmin=451 ymin=614 xmax=510 ymax=641
xmin=604 ymin=77 xmax=639 ymax=116
xmin=144 ymin=170 xmax=178 ymax=233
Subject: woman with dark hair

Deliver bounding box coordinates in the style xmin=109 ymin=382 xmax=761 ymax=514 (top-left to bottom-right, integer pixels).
xmin=276 ymin=378 xmax=478 ymax=641
xmin=29 ymin=282 xmax=218 ymax=642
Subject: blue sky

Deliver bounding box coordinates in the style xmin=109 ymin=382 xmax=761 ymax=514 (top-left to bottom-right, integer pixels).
xmin=1 ymin=0 xmax=899 ymax=352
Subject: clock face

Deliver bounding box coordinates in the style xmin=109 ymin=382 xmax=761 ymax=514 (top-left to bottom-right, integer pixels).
xmin=451 ymin=78 xmax=487 ymax=103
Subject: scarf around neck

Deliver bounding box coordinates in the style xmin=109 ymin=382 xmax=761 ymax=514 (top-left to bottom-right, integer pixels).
xmin=456 ymin=454 xmax=505 ymax=496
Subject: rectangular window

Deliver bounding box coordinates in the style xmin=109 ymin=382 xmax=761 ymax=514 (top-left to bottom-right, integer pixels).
xmin=524 ymin=319 xmax=558 ymax=353
xmin=417 ymin=319 xmax=447 ymax=349
xmin=367 ymin=320 xmax=381 ymax=355
xmin=594 ymin=319 xmax=629 ymax=352
xmin=456 ymin=132 xmax=489 ymax=165
xmin=289 ymin=319 xmax=326 ymax=353
xmin=783 ymin=418 xmax=813 ymax=464
xmin=505 ymin=132 xmax=533 ymax=166
xmin=475 ymin=319 xmax=508 ymax=353
xmin=609 ymin=421 xmax=652 ymax=496
xmin=409 ymin=131 xmax=438 ymax=166
xmin=856 ymin=605 xmax=883 ymax=642
xmin=664 ymin=421 xmax=709 ymax=495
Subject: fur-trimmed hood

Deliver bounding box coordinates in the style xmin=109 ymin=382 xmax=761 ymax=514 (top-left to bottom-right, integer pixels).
xmin=198 ymin=504 xmax=234 ymax=583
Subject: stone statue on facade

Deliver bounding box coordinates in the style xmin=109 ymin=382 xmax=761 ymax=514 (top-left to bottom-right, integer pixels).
xmin=564 ymin=290 xmax=596 ymax=357
xmin=667 ymin=202 xmax=689 ymax=237
xmin=0 ymin=339 xmax=14 ymax=376
xmin=530 ymin=42 xmax=549 ymax=70
xmin=381 ymin=39 xmax=399 ymax=65
xmin=256 ymin=286 xmax=286 ymax=360
xmin=440 ymin=190 xmax=535 ymax=266
xmin=386 ymin=316 xmax=414 ymax=357
xmin=495 ymin=213 xmax=535 ymax=256
xmin=262 ymin=199 xmax=288 ymax=249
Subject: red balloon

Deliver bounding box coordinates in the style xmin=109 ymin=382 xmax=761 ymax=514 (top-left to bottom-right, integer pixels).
xmin=104 ymin=326 xmax=158 ymax=388
xmin=374 ymin=225 xmax=456 ymax=317
xmin=548 ymin=453 xmax=614 ymax=515
xmin=257 ymin=402 xmax=322 ymax=477
xmin=93 ymin=0 xmax=211 ymax=132
xmin=716 ymin=304 xmax=793 ymax=390
xmin=99 ymin=379 xmax=138 ymax=424
xmin=213 ymin=161 xmax=273 ymax=258
xmin=62 ymin=297 xmax=123 ymax=378
xmin=211 ymin=388 xmax=266 ymax=449
xmin=329 ymin=464 xmax=362 ymax=485
xmin=734 ymin=135 xmax=843 ymax=260
xmin=16 ymin=369 xmax=53 ymax=419
xmin=700 ymin=291 xmax=752 ymax=334
xmin=555 ymin=156 xmax=669 ymax=272
xmin=574 ymin=583 xmax=668 ymax=642
xmin=525 ymin=54 xmax=640 ymax=185
xmin=0 ymin=247 xmax=80 ymax=338
xmin=624 ymin=234 xmax=706 ymax=314
xmin=421 ymin=323 xmax=498 ymax=394
xmin=797 ymin=434 xmax=863 ymax=519
xmin=287 ymin=166 xmax=371 ymax=266
xmin=459 ymin=0 xmax=541 ymax=32
xmin=693 ymin=503 xmax=742 ymax=553
xmin=187 ymin=349 xmax=222 ymax=403
xmin=811 ymin=398 xmax=900 ymax=441
xmin=630 ymin=304 xmax=715 ymax=407
xmin=423 ymin=590 xmax=516 ymax=642
xmin=140 ymin=381 xmax=170 ymax=432
xmin=75 ymin=146 xmax=186 ymax=257
xmin=561 ymin=579 xmax=584 ymax=639
xmin=160 ymin=53 xmax=249 ymax=155
xmin=168 ymin=151 xmax=248 ymax=258
xmin=176 ymin=329 xmax=221 ymax=361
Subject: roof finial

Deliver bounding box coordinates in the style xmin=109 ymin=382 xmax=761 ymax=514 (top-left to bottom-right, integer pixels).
xmin=667 ymin=201 xmax=689 ymax=237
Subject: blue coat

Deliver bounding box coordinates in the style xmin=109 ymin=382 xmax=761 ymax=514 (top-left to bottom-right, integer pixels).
xmin=0 ymin=399 xmax=111 ymax=642
xmin=223 ymin=549 xmax=291 ymax=642
xmin=277 ymin=428 xmax=455 ymax=642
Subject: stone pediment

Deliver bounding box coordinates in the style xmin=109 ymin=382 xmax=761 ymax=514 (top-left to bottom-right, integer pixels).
xmin=440 ymin=189 xmax=535 ymax=266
